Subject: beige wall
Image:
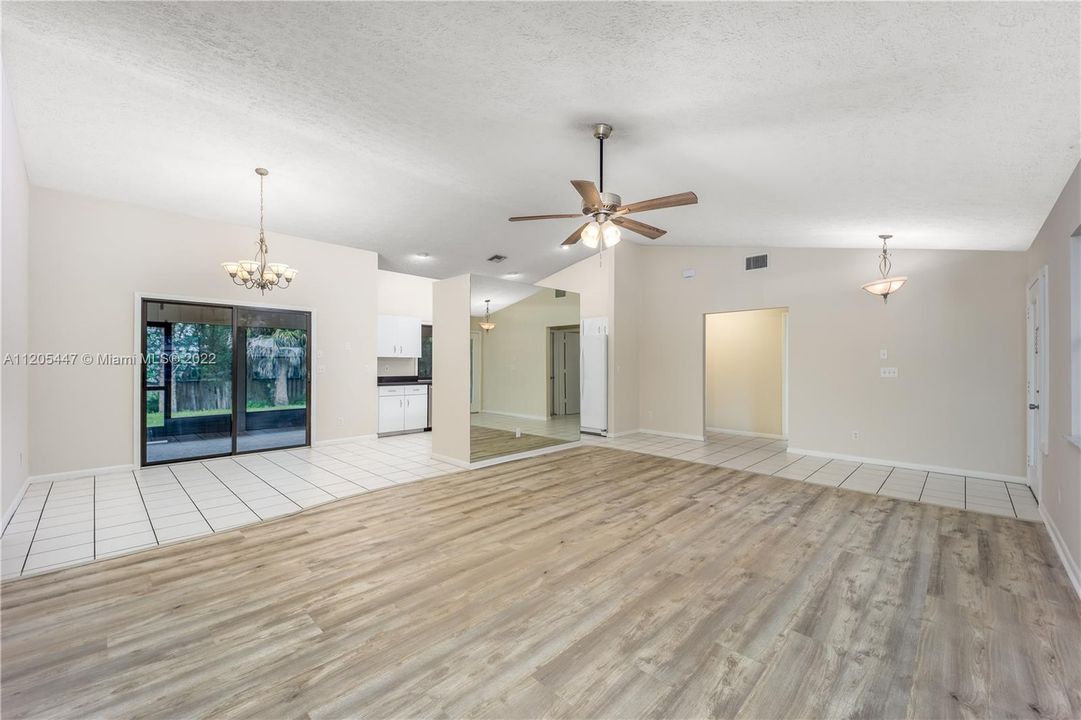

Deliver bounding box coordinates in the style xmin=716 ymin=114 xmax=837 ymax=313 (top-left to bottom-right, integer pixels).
xmin=377 ymin=269 xmax=434 ymax=323
xmin=28 ymin=189 xmax=380 ymax=476
xmin=610 ymin=242 xmax=642 ymax=435
xmin=471 ymin=289 xmax=579 ymax=419
xmin=2 ymin=67 xmax=31 ymax=515
xmin=1025 ymin=161 xmax=1081 ymax=587
xmin=432 ymin=275 xmax=471 ymax=464
xmin=705 ymin=308 xmax=785 ymax=436
xmin=633 ymin=245 xmax=1028 ymax=476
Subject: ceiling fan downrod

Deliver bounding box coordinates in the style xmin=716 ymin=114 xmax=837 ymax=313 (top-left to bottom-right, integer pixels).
xmin=593 ymin=123 xmax=612 ymax=193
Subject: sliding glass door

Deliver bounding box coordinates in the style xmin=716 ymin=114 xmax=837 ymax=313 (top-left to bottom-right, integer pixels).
xmin=237 ymin=307 xmax=310 ymax=453
xmin=141 ymin=299 xmax=311 ymax=465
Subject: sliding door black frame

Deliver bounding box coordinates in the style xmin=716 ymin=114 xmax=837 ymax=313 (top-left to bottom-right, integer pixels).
xmin=140 ymin=298 xmax=312 ymax=467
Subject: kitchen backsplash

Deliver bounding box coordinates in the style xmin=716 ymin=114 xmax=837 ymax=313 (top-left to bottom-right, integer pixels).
xmin=377 ymin=356 xmax=417 ymax=377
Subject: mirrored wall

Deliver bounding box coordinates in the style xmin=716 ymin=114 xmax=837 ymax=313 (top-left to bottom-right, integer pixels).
xmin=469 ymin=277 xmax=580 ymax=462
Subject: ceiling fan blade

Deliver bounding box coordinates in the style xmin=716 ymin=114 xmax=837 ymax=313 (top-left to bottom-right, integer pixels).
xmin=508 ymin=213 xmax=582 ymax=222
xmin=570 ymin=180 xmax=601 ymax=209
xmin=562 ymin=222 xmax=590 ymax=246
xmin=612 ymin=216 xmax=666 ymax=240
xmin=617 ymin=191 xmax=698 ymax=214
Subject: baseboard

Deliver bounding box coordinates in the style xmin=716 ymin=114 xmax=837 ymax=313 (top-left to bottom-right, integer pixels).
xmin=430 ymin=453 xmax=471 ymax=468
xmin=477 ymin=410 xmax=549 ymax=422
xmin=706 ymin=427 xmax=786 ymax=440
xmin=1 ymin=475 xmax=32 ymax=531
xmin=27 ymin=463 xmax=136 ymax=485
xmin=467 ymin=441 xmax=583 ymax=469
xmin=786 ymin=447 xmax=1027 ymax=484
xmin=1040 ymin=504 xmax=1081 ymax=600
xmin=639 ymin=429 xmax=706 ymax=442
xmin=607 ymin=428 xmax=641 ymax=439
xmin=313 ymin=434 xmax=378 ymax=447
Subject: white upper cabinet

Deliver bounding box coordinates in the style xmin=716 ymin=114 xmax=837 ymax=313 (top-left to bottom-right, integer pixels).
xmin=377 ymin=315 xmax=422 ymax=357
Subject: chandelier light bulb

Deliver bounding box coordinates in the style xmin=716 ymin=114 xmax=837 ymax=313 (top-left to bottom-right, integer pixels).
xmin=601 ymin=220 xmax=622 ymax=248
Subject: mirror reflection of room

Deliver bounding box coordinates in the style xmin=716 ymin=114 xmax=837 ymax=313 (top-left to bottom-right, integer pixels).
xmin=469 ymin=278 xmax=581 ymax=462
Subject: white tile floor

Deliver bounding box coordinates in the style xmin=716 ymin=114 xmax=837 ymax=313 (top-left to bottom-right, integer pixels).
xmin=1 ymin=433 xmax=456 ymax=579
xmin=471 ymin=412 xmax=581 ymax=441
xmin=1 ymin=429 xmax=1041 ymax=580
xmin=583 ymin=431 xmax=1041 ymax=522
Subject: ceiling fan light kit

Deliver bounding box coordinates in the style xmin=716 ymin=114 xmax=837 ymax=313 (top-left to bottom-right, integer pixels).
xmin=861 ymin=234 xmax=907 ymax=303
xmin=508 ymin=123 xmax=698 ymax=250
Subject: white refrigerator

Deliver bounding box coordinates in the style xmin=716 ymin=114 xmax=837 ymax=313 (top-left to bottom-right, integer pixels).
xmin=580 ymin=317 xmax=608 ymax=435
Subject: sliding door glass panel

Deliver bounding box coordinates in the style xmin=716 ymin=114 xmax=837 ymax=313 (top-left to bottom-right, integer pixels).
xmin=236 ymin=307 xmax=310 ymax=453
xmin=143 ymin=302 xmax=233 ymax=464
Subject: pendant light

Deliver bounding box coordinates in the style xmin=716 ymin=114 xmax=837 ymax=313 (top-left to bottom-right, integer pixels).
xmin=221 ymin=168 xmax=297 ymax=294
xmin=861 ymin=234 xmax=907 ymax=303
xmin=478 ymin=299 xmax=496 ymax=332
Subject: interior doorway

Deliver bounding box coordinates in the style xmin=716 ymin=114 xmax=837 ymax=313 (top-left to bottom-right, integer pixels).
xmin=1026 ymin=267 xmax=1048 ymax=501
xmin=549 ymin=326 xmax=581 ymax=416
xmin=702 ymin=307 xmax=789 ymax=439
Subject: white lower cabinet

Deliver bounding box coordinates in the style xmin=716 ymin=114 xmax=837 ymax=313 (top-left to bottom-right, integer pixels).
xmin=378 ymin=385 xmax=428 ymax=434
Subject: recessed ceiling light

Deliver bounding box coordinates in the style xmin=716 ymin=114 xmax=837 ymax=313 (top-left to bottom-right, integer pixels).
xmin=504 ymin=272 xmax=521 ymax=278
xmin=414 ymin=252 xmax=431 ymax=260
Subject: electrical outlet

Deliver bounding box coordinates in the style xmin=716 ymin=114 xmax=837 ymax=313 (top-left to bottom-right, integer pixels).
xmin=880 ymin=367 xmax=899 ymax=378
xmin=337 ymin=416 xmax=344 ymax=426
xmin=515 ymin=428 xmax=522 ymax=438
xmin=851 ymin=431 xmax=860 ymax=440
xmin=879 ymin=348 xmax=888 ymax=360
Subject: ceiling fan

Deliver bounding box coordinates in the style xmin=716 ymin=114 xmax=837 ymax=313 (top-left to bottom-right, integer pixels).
xmin=509 ymin=123 xmax=698 ymax=248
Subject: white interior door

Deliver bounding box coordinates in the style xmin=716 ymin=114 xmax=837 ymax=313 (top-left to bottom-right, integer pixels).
xmin=563 ymin=331 xmax=580 ymax=415
xmin=470 ymin=331 xmax=482 ymax=413
xmin=1026 ymin=268 xmax=1047 ymax=500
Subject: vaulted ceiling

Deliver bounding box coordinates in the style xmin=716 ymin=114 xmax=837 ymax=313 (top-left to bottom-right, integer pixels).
xmin=3 ymin=2 xmax=1078 ymax=281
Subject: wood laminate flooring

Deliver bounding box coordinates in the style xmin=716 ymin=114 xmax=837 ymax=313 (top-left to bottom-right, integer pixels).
xmin=1 ymin=447 xmax=1078 ymax=719
xmin=470 ymin=425 xmax=572 ymax=462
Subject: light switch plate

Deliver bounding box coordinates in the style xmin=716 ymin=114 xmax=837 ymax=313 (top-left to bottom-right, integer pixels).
xmin=879 ymin=348 xmax=888 ymax=360
xmin=682 ymin=268 xmax=696 ymax=279
xmin=880 ymin=367 xmax=899 ymax=378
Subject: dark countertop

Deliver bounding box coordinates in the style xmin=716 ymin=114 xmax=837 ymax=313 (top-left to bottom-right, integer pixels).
xmin=377 ymin=376 xmax=432 ymax=386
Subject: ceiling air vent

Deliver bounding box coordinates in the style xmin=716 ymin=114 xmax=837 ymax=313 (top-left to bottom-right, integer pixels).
xmin=487 ymin=254 xmax=507 ymax=263
xmin=745 ymin=254 xmax=768 ymax=271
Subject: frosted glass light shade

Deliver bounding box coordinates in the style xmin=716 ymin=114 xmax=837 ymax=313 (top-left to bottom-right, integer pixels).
xmin=283 ymin=268 xmax=298 ymax=281
xmin=601 ymin=221 xmax=621 ymax=248
xmin=479 ymin=321 xmax=496 ymax=331
xmin=221 ymin=262 xmax=240 ymax=276
xmin=861 ymin=276 xmax=907 ymax=300
xmin=239 ymin=261 xmax=259 ymax=274
xmin=268 ymin=263 xmax=289 ymax=276
xmin=581 ymin=221 xmax=601 ymax=248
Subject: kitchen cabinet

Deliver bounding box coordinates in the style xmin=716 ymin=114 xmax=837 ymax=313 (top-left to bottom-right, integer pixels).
xmin=377 ymin=315 xmax=422 ymax=357
xmin=378 ymin=385 xmax=428 ymax=434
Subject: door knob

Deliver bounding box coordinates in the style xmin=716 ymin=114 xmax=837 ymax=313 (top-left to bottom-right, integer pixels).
xmin=1029 ymin=403 xmax=1040 ymax=410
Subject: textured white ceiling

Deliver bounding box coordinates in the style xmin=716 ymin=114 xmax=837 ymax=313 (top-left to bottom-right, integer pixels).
xmin=3 ymin=2 xmax=1078 ymax=281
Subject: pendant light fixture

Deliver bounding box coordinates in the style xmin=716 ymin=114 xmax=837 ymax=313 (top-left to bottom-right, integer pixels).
xmin=861 ymin=234 xmax=907 ymax=303
xmin=221 ymin=168 xmax=297 ymax=294
xmin=478 ymin=299 xmax=496 ymax=332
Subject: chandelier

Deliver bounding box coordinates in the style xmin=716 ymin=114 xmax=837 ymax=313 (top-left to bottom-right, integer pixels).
xmin=478 ymin=299 xmax=496 ymax=332
xmin=221 ymin=168 xmax=297 ymax=294
xmin=861 ymin=234 xmax=906 ymax=303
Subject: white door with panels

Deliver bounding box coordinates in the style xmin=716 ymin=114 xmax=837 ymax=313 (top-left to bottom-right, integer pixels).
xmin=551 ymin=329 xmax=581 ymax=416
xmin=581 ymin=317 xmax=608 ymax=434
xmin=1026 ymin=267 xmax=1048 ymax=500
